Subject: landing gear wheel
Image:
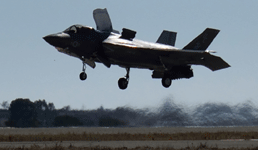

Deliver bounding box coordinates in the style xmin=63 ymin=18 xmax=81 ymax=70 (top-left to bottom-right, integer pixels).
xmin=162 ymin=77 xmax=172 ymax=88
xmin=118 ymin=78 xmax=128 ymax=90
xmin=79 ymin=61 xmax=87 ymax=81
xmin=118 ymin=68 xmax=130 ymax=90
xmin=80 ymin=72 xmax=87 ymax=81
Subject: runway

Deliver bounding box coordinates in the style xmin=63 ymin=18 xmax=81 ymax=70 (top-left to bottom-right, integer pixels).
xmin=1 ymin=126 xmax=258 ymax=135
xmin=0 ymin=140 xmax=258 ymax=149
xmin=1 ymin=126 xmax=258 ymax=149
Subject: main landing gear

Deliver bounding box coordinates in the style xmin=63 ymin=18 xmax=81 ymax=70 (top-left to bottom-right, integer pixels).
xmin=79 ymin=62 xmax=87 ymax=81
xmin=118 ymin=68 xmax=130 ymax=90
xmin=161 ymin=76 xmax=172 ymax=88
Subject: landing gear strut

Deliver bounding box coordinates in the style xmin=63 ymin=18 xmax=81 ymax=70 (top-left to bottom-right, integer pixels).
xmin=79 ymin=62 xmax=87 ymax=81
xmin=118 ymin=68 xmax=130 ymax=90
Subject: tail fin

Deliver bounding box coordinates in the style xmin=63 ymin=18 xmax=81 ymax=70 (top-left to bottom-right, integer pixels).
xmin=156 ymin=30 xmax=177 ymax=46
xmin=183 ymin=28 xmax=219 ymax=51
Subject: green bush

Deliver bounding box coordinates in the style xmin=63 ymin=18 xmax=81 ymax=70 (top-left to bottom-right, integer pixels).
xmin=99 ymin=116 xmax=126 ymax=127
xmin=53 ymin=115 xmax=83 ymax=127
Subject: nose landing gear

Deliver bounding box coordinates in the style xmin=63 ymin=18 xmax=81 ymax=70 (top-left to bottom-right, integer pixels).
xmin=118 ymin=68 xmax=130 ymax=90
xmin=79 ymin=62 xmax=87 ymax=81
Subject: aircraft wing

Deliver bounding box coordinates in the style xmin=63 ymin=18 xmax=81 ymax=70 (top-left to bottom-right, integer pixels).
xmin=160 ymin=50 xmax=230 ymax=71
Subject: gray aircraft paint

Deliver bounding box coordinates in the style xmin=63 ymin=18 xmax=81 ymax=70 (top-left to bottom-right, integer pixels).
xmin=43 ymin=8 xmax=230 ymax=89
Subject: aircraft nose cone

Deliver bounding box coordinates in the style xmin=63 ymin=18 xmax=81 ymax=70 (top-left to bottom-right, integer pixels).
xmin=43 ymin=34 xmax=58 ymax=46
xmin=43 ymin=33 xmax=70 ymax=48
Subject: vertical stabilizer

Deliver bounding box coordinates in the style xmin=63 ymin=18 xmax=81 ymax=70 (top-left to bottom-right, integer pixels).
xmin=156 ymin=30 xmax=177 ymax=46
xmin=183 ymin=28 xmax=219 ymax=50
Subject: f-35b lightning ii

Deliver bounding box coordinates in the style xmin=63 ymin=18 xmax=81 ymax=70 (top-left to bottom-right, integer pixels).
xmin=43 ymin=8 xmax=230 ymax=90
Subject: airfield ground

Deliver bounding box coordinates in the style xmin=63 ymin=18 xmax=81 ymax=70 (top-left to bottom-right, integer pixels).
xmin=0 ymin=126 xmax=258 ymax=149
xmin=1 ymin=126 xmax=258 ymax=135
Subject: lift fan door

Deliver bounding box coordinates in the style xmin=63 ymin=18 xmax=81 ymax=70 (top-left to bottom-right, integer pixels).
xmin=93 ymin=8 xmax=113 ymax=32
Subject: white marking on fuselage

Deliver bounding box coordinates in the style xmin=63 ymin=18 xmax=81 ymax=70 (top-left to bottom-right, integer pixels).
xmin=103 ymin=34 xmax=179 ymax=51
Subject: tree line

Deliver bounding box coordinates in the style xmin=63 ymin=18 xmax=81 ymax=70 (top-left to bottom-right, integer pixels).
xmin=2 ymin=98 xmax=127 ymax=128
xmin=3 ymin=98 xmax=256 ymax=127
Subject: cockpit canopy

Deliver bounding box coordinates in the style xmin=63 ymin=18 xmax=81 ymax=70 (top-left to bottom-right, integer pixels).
xmin=63 ymin=25 xmax=94 ymax=34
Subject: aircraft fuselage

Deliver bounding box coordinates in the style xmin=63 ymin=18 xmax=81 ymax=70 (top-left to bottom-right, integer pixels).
xmin=102 ymin=33 xmax=179 ymax=71
xmin=43 ymin=8 xmax=230 ymax=90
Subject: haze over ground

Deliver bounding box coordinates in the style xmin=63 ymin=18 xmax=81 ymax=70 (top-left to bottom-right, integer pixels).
xmin=0 ymin=1 xmax=257 ymax=110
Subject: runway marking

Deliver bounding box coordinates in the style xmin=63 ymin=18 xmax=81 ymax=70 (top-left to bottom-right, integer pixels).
xmin=221 ymin=139 xmax=258 ymax=141
xmin=221 ymin=139 xmax=244 ymax=141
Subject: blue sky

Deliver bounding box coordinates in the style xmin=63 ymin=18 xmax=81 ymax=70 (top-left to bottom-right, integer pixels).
xmin=0 ymin=1 xmax=257 ymax=110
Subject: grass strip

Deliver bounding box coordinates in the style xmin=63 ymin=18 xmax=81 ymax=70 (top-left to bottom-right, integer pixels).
xmin=0 ymin=143 xmax=258 ymax=150
xmin=0 ymin=131 xmax=257 ymax=142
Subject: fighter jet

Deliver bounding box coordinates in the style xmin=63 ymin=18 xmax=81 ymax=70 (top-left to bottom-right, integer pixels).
xmin=43 ymin=8 xmax=230 ymax=90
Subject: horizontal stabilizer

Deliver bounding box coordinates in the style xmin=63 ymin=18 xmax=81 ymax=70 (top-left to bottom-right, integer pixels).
xmin=162 ymin=50 xmax=230 ymax=71
xmin=200 ymin=53 xmax=230 ymax=71
xmin=156 ymin=30 xmax=177 ymax=46
xmin=182 ymin=51 xmax=230 ymax=71
xmin=183 ymin=28 xmax=219 ymax=51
